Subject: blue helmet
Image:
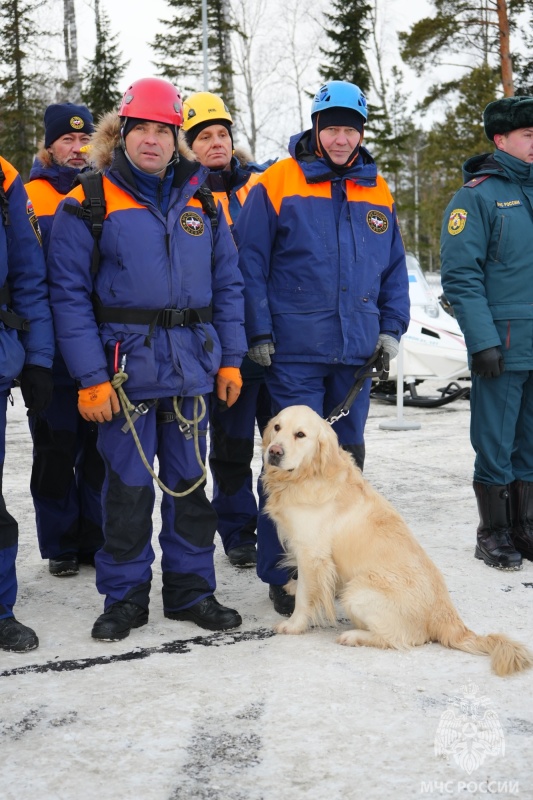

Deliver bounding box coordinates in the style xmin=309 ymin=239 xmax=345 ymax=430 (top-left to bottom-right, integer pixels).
xmin=311 ymin=81 xmax=368 ymax=121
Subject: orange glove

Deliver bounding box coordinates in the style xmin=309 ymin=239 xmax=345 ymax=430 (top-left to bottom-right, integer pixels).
xmin=216 ymin=367 xmax=243 ymax=409
xmin=78 ymin=381 xmax=120 ymax=423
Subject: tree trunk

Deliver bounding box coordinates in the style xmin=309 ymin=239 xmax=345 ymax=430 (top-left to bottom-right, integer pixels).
xmin=497 ymin=0 xmax=514 ymax=96
xmin=63 ymin=0 xmax=81 ymax=101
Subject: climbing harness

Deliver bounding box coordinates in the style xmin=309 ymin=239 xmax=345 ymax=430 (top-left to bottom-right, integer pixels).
xmin=111 ymin=356 xmax=207 ymax=498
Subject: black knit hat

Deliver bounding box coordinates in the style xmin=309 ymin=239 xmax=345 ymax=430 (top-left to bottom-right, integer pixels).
xmin=183 ymin=119 xmax=233 ymax=149
xmin=314 ymin=106 xmax=365 ymax=135
xmin=44 ymin=103 xmax=94 ymax=147
xmin=484 ymin=96 xmax=533 ymax=141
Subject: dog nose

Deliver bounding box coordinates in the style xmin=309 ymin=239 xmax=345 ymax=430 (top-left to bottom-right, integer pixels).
xmin=269 ymin=444 xmax=283 ymax=456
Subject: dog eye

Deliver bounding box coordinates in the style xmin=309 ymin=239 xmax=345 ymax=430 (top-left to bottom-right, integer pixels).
xmin=274 ymin=424 xmax=281 ymax=431
xmin=295 ymin=431 xmax=306 ymax=438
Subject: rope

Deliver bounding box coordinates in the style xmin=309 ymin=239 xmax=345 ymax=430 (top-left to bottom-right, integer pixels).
xmin=111 ymin=369 xmax=207 ymax=497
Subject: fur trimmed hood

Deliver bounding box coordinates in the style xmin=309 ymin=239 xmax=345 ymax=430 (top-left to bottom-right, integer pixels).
xmin=90 ymin=112 xmax=196 ymax=171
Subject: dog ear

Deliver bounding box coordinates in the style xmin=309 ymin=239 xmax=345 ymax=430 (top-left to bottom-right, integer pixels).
xmin=262 ymin=415 xmax=276 ymax=449
xmin=317 ymin=420 xmax=341 ymax=476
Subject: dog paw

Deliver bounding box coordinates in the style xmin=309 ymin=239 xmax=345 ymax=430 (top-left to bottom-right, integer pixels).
xmin=337 ymin=631 xmax=361 ymax=647
xmin=274 ymin=619 xmax=307 ymax=635
xmin=283 ymin=579 xmax=298 ymax=597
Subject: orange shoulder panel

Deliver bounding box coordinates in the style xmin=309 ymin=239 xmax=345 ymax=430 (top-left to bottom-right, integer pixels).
xmin=25 ymin=179 xmax=63 ymax=217
xmin=235 ymin=172 xmax=262 ymax=208
xmin=64 ymin=176 xmax=146 ymax=218
xmin=0 ymin=155 xmax=19 ymax=192
xmin=211 ymin=190 xmax=232 ymax=225
xmin=346 ymin=174 xmax=394 ymax=211
xmin=262 ymin=158 xmax=331 ymax=215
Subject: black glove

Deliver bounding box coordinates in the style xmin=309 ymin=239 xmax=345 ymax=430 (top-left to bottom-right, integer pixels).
xmin=471 ymin=347 xmax=504 ymax=378
xmin=18 ymin=366 xmax=54 ymax=415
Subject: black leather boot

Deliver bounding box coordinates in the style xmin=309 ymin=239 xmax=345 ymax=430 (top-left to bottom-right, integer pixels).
xmin=473 ymin=481 xmax=522 ymax=570
xmin=510 ymin=480 xmax=533 ymax=561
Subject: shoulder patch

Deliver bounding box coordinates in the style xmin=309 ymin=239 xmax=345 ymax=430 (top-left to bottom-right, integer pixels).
xmin=463 ymin=175 xmax=491 ymax=189
xmin=447 ymin=208 xmax=467 ymax=236
xmin=26 ymin=197 xmax=42 ymax=245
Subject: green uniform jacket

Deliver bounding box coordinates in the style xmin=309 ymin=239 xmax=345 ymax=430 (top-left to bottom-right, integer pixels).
xmin=440 ymin=150 xmax=533 ymax=369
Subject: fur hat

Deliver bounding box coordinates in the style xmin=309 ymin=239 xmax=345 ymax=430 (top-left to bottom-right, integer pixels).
xmin=484 ymin=96 xmax=533 ymax=141
xmin=44 ymin=103 xmax=94 ymax=147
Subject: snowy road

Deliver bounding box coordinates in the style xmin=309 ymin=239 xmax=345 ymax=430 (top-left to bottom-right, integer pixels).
xmin=1 ymin=385 xmax=532 ymax=800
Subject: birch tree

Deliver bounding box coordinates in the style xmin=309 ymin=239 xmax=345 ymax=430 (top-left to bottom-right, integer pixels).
xmin=63 ymin=0 xmax=81 ymax=101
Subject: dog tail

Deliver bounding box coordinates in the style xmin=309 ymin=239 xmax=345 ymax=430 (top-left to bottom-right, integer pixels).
xmin=440 ymin=621 xmax=533 ymax=676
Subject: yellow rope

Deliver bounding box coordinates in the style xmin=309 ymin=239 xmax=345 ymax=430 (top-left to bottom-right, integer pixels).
xmin=111 ymin=370 xmax=207 ymax=497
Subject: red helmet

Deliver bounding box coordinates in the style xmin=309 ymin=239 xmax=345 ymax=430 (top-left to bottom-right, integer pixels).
xmin=118 ymin=77 xmax=183 ymax=127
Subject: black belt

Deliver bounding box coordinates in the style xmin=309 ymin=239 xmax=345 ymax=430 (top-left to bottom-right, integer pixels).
xmin=93 ymin=300 xmax=212 ymax=329
xmin=0 ymin=283 xmax=30 ymax=332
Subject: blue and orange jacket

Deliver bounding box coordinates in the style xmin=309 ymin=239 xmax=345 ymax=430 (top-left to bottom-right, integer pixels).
xmin=0 ymin=156 xmax=54 ymax=393
xmin=25 ymin=156 xmax=81 ymax=256
xmin=206 ymin=152 xmax=275 ymax=228
xmin=234 ymin=131 xmax=410 ymax=365
xmin=47 ymin=125 xmax=247 ymax=403
xmin=205 ymin=150 xmax=274 ymax=384
xmin=26 ymin=156 xmax=85 ymax=383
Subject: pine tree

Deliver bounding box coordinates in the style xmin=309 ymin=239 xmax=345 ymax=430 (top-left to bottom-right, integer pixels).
xmin=0 ymin=0 xmax=49 ymax=179
xmin=82 ymin=1 xmax=129 ymax=122
xmin=411 ymin=64 xmax=500 ymax=270
xmin=152 ymin=0 xmax=236 ymax=112
xmin=319 ymin=0 xmax=372 ymax=93
xmin=399 ymin=0 xmax=525 ymax=105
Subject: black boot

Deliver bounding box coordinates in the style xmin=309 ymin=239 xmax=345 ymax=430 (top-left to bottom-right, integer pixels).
xmin=164 ymin=595 xmax=242 ymax=631
xmin=49 ymin=555 xmax=79 ymax=576
xmin=91 ymin=601 xmax=149 ymax=641
xmin=0 ymin=617 xmax=39 ymax=652
xmin=227 ymin=544 xmax=257 ymax=568
xmin=269 ymin=584 xmax=295 ymax=616
xmin=473 ymin=481 xmax=522 ymax=570
xmin=510 ymin=480 xmax=533 ymax=561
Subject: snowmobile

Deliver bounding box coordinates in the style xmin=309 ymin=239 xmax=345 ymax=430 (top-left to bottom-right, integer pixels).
xmin=371 ymin=255 xmax=470 ymax=408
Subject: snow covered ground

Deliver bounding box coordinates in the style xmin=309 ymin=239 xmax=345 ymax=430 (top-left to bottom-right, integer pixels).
xmin=1 ymin=384 xmax=532 ymax=800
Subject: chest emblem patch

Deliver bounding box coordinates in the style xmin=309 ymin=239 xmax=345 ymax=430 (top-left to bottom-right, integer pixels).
xmin=448 ymin=208 xmax=467 ymax=236
xmin=367 ymin=210 xmax=388 ymax=234
xmin=180 ymin=211 xmax=204 ymax=236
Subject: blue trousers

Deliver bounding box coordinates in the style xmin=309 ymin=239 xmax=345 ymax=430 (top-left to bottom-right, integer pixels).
xmin=471 ymin=370 xmax=533 ymax=484
xmin=0 ymin=392 xmax=18 ymax=618
xmin=96 ymin=396 xmax=218 ymax=612
xmin=209 ymin=380 xmax=271 ymax=553
xmin=257 ymin=362 xmax=371 ymax=585
xmin=28 ymin=382 xmax=104 ymax=559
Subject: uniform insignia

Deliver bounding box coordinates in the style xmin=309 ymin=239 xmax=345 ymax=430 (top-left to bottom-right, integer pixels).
xmin=366 ymin=210 xmax=388 ymax=234
xmin=447 ymin=208 xmax=467 ymax=236
xmin=69 ymin=116 xmax=84 ymax=130
xmin=180 ymin=210 xmax=204 ymax=236
xmin=464 ymin=175 xmax=491 ymax=188
xmin=26 ymin=198 xmax=42 ymax=245
xmin=496 ymin=199 xmax=522 ymax=208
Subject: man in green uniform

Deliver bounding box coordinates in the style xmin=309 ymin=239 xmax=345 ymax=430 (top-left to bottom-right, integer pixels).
xmin=441 ymin=96 xmax=533 ymax=571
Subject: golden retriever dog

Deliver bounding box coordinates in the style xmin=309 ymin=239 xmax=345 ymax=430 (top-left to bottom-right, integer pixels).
xmin=262 ymin=405 xmax=533 ymax=677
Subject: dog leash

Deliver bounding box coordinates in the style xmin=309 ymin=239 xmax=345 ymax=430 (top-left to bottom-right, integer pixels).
xmin=326 ymin=348 xmax=389 ymax=425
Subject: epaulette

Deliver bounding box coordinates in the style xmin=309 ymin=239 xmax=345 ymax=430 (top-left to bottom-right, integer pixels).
xmin=463 ymin=175 xmax=492 ymax=188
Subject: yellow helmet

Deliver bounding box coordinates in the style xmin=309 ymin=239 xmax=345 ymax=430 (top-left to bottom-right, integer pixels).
xmin=182 ymin=92 xmax=233 ymax=132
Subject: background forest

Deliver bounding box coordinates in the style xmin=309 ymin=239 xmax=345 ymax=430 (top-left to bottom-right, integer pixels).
xmin=1 ymin=0 xmax=533 ymax=271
